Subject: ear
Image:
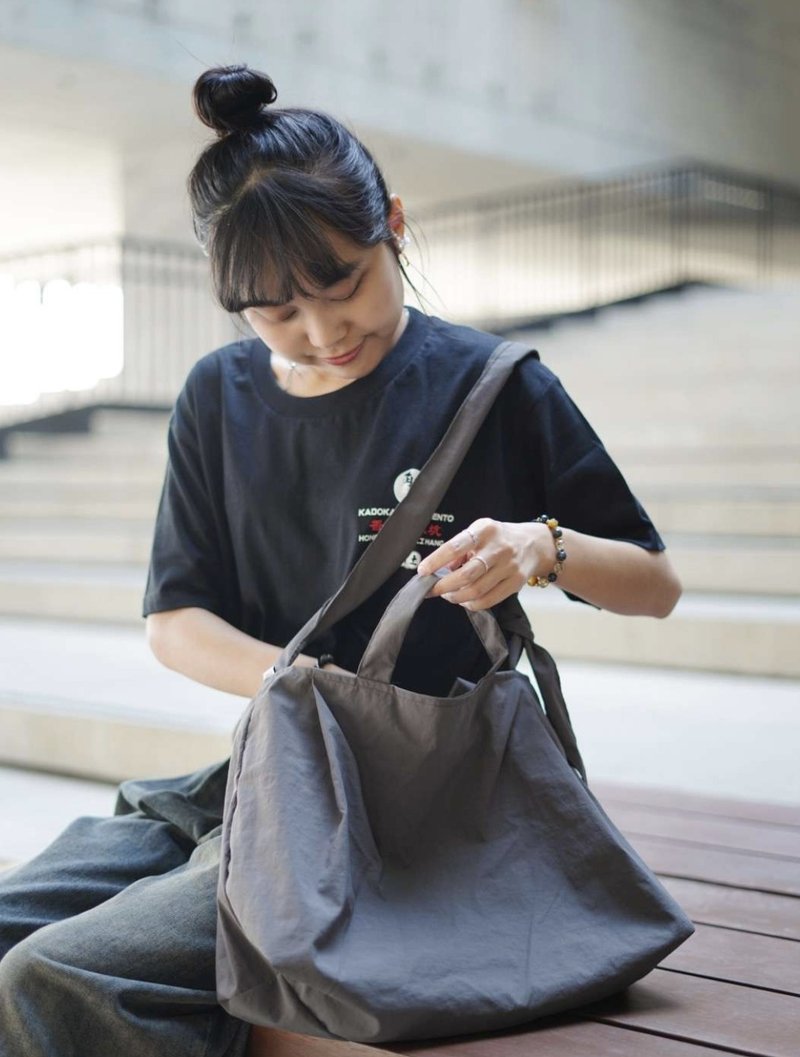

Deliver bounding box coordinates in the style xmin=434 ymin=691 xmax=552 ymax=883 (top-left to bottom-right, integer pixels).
xmin=388 ymin=193 xmax=405 ymax=239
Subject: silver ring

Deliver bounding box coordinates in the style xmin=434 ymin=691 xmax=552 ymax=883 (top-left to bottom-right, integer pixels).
xmin=472 ymin=554 xmax=490 ymax=575
xmin=465 ymin=527 xmax=479 ymax=549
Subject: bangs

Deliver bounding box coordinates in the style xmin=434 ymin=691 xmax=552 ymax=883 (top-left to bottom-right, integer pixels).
xmin=209 ymin=177 xmax=363 ymax=313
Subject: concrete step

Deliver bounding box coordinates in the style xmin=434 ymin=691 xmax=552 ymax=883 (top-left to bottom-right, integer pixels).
xmin=6 ymin=431 xmax=168 ymax=461
xmin=0 ymin=619 xmax=797 ymax=833
xmin=0 ymin=527 xmax=798 ymax=596
xmin=519 ymin=585 xmax=800 ymax=678
xmin=666 ymin=534 xmax=800 ymax=596
xmin=0 ymin=561 xmax=147 ymax=624
xmin=0 ymin=563 xmax=797 ymax=677
xmin=0 ymin=464 xmax=164 ymax=489
xmin=0 ymin=766 xmax=119 ymax=870
xmin=0 ymin=498 xmax=158 ymax=520
xmin=0 ymin=521 xmax=152 ymax=563
xmin=0 ymin=616 xmax=242 ymax=786
xmin=91 ymin=409 xmax=171 ymax=435
xmin=627 ymin=461 xmax=800 ymax=488
xmin=640 ymin=495 xmax=800 ymax=536
xmin=3 ymin=455 xmax=798 ymax=491
xmin=1 ymin=492 xmax=798 ymax=535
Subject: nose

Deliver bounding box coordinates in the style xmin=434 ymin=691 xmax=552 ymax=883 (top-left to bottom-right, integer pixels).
xmin=305 ymin=305 xmax=348 ymax=352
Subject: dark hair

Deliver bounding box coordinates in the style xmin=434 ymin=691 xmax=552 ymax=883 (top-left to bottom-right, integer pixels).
xmin=188 ymin=64 xmax=414 ymax=315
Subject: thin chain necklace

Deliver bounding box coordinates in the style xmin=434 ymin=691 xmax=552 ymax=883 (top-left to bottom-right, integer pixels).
xmin=279 ymin=309 xmax=409 ymax=393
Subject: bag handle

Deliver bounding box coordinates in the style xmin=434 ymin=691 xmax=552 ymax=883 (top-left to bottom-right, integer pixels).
xmin=492 ymin=594 xmax=586 ymax=781
xmin=275 ymin=338 xmax=538 ymax=672
xmin=356 ymin=568 xmax=509 ymax=684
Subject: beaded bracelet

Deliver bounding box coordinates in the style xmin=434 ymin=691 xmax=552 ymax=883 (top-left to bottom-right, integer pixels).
xmin=527 ymin=514 xmax=567 ymax=588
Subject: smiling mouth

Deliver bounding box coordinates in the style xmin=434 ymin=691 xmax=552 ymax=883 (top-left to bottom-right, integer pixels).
xmin=324 ymin=339 xmax=365 ymax=364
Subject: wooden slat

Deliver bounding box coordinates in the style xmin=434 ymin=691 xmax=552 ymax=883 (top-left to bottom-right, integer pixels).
xmin=661 ymin=877 xmax=800 ymax=939
xmin=588 ymin=971 xmax=799 ymax=1057
xmin=604 ymin=803 xmax=800 ymax=859
xmin=386 ymin=1018 xmax=744 ymax=1056
xmin=249 ymin=1016 xmax=749 ymax=1057
xmin=627 ymin=835 xmax=800 ymax=896
xmin=660 ymin=923 xmax=800 ymax=994
xmin=593 ymin=782 xmax=800 ymax=827
xmin=246 ymin=1027 xmax=400 ymax=1057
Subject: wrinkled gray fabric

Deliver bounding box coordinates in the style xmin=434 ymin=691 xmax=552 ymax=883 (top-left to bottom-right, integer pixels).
xmin=216 ymin=338 xmax=694 ymax=1042
xmin=216 ymin=571 xmax=695 ymax=1043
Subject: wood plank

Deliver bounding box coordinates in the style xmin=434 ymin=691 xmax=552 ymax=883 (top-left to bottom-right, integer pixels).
xmin=660 ymin=923 xmax=800 ymax=995
xmin=587 ymin=970 xmax=799 ymax=1057
xmin=604 ymin=803 xmax=800 ymax=859
xmin=627 ymin=835 xmax=800 ymax=897
xmin=593 ymin=782 xmax=800 ymax=827
xmin=386 ymin=1018 xmax=744 ymax=1056
xmin=661 ymin=877 xmax=800 ymax=939
xmin=246 ymin=1027 xmax=400 ymax=1057
xmin=248 ymin=1016 xmax=747 ymax=1057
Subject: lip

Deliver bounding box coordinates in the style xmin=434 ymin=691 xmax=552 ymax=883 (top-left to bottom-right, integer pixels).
xmin=324 ymin=339 xmax=365 ymax=365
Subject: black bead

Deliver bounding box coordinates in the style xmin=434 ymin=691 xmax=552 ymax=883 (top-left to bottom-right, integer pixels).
xmin=553 ymin=527 xmax=563 ymax=538
xmin=547 ymin=572 xmax=558 ymax=582
xmin=556 ymin=548 xmax=567 ymax=561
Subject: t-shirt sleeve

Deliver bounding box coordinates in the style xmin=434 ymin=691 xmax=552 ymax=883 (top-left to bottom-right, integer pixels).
xmin=142 ymin=357 xmax=231 ymax=620
xmin=517 ymin=359 xmax=666 ymax=608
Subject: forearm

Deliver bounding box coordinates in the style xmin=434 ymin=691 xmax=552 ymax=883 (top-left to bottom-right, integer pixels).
xmin=532 ymin=524 xmax=682 ymax=618
xmin=145 ymin=606 xmax=318 ymax=698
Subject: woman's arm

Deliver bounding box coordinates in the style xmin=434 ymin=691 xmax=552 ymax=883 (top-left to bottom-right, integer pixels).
xmin=416 ymin=520 xmax=682 ymax=619
xmin=532 ymin=523 xmax=682 ymax=617
xmin=145 ymin=607 xmax=341 ymax=698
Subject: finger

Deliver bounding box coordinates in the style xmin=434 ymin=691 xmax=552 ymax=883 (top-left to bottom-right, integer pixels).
xmin=428 ymin=554 xmax=490 ymax=598
xmin=438 ymin=555 xmax=499 ymax=602
xmin=417 ymin=525 xmax=483 ymax=577
xmin=457 ymin=575 xmax=519 ymax=612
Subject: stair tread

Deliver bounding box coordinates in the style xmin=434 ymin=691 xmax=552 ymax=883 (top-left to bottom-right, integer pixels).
xmin=525 ymin=585 xmax=800 ymax=621
xmin=0 ymin=617 xmax=244 ymax=729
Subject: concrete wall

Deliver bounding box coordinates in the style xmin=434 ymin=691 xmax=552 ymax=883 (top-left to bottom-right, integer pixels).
xmin=0 ymin=0 xmax=798 ymax=252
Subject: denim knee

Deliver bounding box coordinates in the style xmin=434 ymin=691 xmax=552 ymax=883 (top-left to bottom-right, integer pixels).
xmin=0 ymin=931 xmax=77 ymax=1053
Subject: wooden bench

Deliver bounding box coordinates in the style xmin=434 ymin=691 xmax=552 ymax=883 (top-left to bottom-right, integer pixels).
xmin=246 ymin=781 xmax=800 ymax=1056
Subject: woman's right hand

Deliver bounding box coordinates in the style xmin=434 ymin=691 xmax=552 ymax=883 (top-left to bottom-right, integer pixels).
xmin=321 ymin=662 xmax=352 ymax=676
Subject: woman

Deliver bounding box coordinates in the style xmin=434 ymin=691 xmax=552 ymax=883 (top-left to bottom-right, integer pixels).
xmin=0 ymin=64 xmax=681 ymax=1057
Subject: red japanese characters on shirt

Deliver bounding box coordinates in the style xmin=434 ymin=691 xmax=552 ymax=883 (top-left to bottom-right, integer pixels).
xmin=356 ymin=466 xmax=458 ymax=571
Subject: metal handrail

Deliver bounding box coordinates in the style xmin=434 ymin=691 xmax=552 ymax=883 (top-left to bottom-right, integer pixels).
xmin=1 ymin=160 xmax=798 ymax=429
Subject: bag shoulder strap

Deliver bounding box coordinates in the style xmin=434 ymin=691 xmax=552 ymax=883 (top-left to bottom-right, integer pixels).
xmin=275 ymin=334 xmax=588 ymax=781
xmin=493 ymin=595 xmax=587 ymax=782
xmin=276 ymin=337 xmax=537 ymax=668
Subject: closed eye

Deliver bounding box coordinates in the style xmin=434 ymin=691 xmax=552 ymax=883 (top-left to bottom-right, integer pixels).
xmin=332 ymin=276 xmax=363 ymax=302
xmin=257 ymin=274 xmax=364 ymax=323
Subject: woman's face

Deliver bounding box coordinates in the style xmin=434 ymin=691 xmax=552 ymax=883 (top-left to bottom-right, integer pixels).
xmin=242 ymin=208 xmax=407 ymax=386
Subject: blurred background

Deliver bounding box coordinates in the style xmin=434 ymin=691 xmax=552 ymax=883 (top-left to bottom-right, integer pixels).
xmin=0 ymin=0 xmax=799 ymax=868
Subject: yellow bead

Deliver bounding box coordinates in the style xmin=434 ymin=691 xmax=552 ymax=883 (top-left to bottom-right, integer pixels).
xmin=546 ymin=518 xmax=558 ymax=529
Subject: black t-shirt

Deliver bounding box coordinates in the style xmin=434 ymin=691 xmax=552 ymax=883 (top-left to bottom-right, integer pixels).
xmin=143 ymin=305 xmax=665 ymax=696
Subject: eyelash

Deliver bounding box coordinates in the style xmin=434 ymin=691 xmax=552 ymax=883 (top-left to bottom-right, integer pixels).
xmin=273 ymin=277 xmax=363 ymax=323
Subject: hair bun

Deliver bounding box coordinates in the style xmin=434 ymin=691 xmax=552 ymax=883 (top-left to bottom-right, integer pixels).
xmin=193 ymin=64 xmax=277 ymax=137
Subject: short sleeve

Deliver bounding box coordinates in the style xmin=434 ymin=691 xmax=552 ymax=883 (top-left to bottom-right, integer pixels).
xmin=517 ymin=360 xmax=666 ymax=608
xmin=142 ymin=358 xmax=232 ymax=620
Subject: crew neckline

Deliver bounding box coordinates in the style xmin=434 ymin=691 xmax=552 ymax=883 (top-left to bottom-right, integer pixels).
xmin=247 ymin=305 xmax=429 ymax=418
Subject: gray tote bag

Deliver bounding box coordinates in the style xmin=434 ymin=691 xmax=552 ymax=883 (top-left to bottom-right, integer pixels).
xmin=215 ymin=339 xmax=695 ymax=1044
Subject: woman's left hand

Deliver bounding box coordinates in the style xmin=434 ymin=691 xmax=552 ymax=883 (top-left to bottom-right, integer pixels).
xmin=415 ymin=518 xmax=556 ymax=611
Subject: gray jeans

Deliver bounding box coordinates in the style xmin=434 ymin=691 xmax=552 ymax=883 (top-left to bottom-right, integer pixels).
xmin=0 ymin=760 xmax=250 ymax=1057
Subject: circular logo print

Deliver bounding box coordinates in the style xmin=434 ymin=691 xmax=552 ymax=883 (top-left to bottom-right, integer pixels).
xmin=393 ymin=468 xmax=420 ymax=503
